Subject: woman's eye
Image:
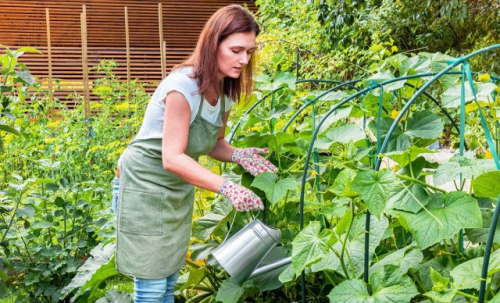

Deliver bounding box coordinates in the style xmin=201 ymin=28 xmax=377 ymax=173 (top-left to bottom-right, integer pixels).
xmin=231 ymin=50 xmax=240 ymax=54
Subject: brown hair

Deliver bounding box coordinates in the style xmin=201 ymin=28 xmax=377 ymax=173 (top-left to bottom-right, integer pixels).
xmin=175 ymin=4 xmax=260 ymax=103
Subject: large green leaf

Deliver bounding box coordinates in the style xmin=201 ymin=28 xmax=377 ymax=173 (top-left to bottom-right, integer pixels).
xmin=370 ymin=244 xmax=423 ymax=275
xmin=273 ymin=72 xmax=296 ymax=90
xmin=291 ymin=221 xmax=335 ymax=276
xmin=328 ymin=168 xmax=358 ymax=197
xmin=267 ymin=132 xmax=295 ymax=152
xmin=365 ymin=70 xmax=406 ymax=91
xmin=405 ymin=111 xmax=444 ymax=139
xmin=351 ymin=170 xmax=397 ymax=217
xmin=77 ymin=256 xmax=118 ymax=297
xmin=425 ymin=52 xmax=459 ymax=90
xmin=325 ymin=124 xmax=366 ymax=144
xmin=278 ymin=264 xmax=295 ymax=283
xmin=192 ymin=198 xmax=232 ymax=241
xmin=384 ymin=146 xmax=437 ymax=167
xmin=319 ymin=90 xmax=350 ymax=102
xmin=473 ymin=171 xmax=500 ymax=198
xmin=424 ymin=268 xmax=457 ymax=303
xmin=450 ymin=249 xmax=500 ymax=290
xmin=399 ymin=192 xmax=482 ymax=249
xmin=328 ymin=279 xmax=371 ymax=303
xmin=368 ymin=117 xmax=407 ymax=152
xmin=256 ymin=72 xmax=296 ymax=91
xmin=386 ymin=179 xmax=429 ymax=213
xmin=434 ymin=155 xmax=497 ymax=186
xmin=189 ymin=241 xmax=219 ymax=261
xmin=441 ymin=82 xmax=497 ymax=108
xmin=417 ymin=257 xmax=452 ymax=291
xmin=179 ymin=267 xmax=206 ymax=291
xmin=491 ymin=293 xmax=500 ymax=303
xmin=15 ymin=69 xmax=35 ymax=86
xmin=318 ymin=106 xmax=352 ymax=133
xmin=95 ymin=289 xmax=132 ymax=303
xmin=60 ymin=243 xmax=116 ymax=298
xmin=251 ymin=172 xmax=296 ymax=205
xmin=328 ymin=266 xmax=418 ymax=302
xmin=216 ymin=278 xmax=252 ymax=303
xmin=465 ymin=209 xmax=500 ymax=244
xmin=0 ymin=124 xmax=21 ymax=136
xmin=15 ymin=46 xmax=42 ymax=55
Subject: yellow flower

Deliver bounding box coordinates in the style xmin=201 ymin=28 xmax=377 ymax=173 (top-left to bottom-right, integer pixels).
xmin=485 ymin=150 xmax=493 ymax=159
xmin=91 ymin=101 xmax=103 ymax=109
xmin=391 ymin=110 xmax=400 ymax=119
xmin=248 ymin=125 xmax=264 ymax=132
xmin=93 ymin=85 xmax=113 ymax=97
xmin=4 ymin=134 xmax=14 ymax=145
xmin=115 ymin=102 xmax=130 ymax=112
xmin=44 ymin=137 xmax=58 ymax=144
xmin=478 ymin=73 xmax=491 ymax=83
xmin=370 ymin=44 xmax=383 ymax=52
xmin=47 ymin=120 xmax=61 ymax=128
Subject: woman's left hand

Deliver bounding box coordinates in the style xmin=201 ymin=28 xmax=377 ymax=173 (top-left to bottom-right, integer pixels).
xmin=232 ymin=148 xmax=278 ymax=176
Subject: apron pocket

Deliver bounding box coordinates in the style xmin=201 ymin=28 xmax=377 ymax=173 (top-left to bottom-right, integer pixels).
xmin=119 ymin=187 xmax=163 ymax=236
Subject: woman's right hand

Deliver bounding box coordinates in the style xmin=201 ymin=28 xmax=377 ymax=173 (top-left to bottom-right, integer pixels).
xmin=219 ymin=180 xmax=264 ymax=212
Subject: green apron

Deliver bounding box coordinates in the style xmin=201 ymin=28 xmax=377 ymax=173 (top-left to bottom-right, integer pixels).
xmin=116 ymin=94 xmax=225 ymax=279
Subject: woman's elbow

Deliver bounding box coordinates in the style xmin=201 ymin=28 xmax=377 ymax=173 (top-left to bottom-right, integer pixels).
xmin=162 ymin=157 xmax=175 ymax=172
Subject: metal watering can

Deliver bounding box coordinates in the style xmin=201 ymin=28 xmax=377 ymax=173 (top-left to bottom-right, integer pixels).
xmin=211 ymin=219 xmax=292 ymax=285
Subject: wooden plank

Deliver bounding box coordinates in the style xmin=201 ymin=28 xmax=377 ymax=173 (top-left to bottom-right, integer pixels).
xmin=125 ymin=6 xmax=130 ymax=86
xmin=81 ymin=5 xmax=90 ymax=117
xmin=158 ymin=3 xmax=165 ymax=79
xmin=45 ymin=8 xmax=53 ymax=105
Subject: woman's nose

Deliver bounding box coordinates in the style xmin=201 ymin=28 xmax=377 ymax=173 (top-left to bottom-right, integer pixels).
xmin=239 ymin=53 xmax=250 ymax=65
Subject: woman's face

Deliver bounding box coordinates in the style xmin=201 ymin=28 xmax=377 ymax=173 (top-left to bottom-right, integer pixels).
xmin=217 ymin=31 xmax=256 ymax=79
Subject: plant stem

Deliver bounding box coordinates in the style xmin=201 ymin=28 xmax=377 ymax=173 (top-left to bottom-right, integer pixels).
xmin=21 ymin=236 xmax=34 ymax=265
xmin=409 ymin=153 xmax=415 ymax=179
xmin=329 ymin=246 xmax=350 ymax=279
xmin=340 ymin=202 xmax=355 ymax=279
xmin=396 ymin=174 xmax=446 ymax=193
xmin=409 ymin=270 xmax=428 ymax=296
xmin=457 ymin=290 xmax=479 ymax=301
xmin=450 ymin=238 xmax=460 ymax=255
xmin=1 ymin=190 xmax=23 ymax=243
xmin=443 ymin=241 xmax=455 ymax=267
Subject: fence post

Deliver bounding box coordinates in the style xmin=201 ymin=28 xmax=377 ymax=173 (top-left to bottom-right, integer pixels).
xmin=125 ymin=6 xmax=130 ymax=102
xmin=158 ymin=3 xmax=165 ymax=79
xmin=80 ymin=5 xmax=90 ymax=117
xmin=163 ymin=40 xmax=167 ymax=75
xmin=45 ymin=8 xmax=53 ymax=109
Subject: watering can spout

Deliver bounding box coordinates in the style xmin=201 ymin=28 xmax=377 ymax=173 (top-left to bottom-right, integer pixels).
xmin=247 ymin=256 xmax=292 ymax=279
xmin=211 ymin=219 xmax=291 ymax=284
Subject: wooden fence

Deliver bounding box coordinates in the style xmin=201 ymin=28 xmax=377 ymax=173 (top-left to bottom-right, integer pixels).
xmin=0 ymin=0 xmax=256 ymax=112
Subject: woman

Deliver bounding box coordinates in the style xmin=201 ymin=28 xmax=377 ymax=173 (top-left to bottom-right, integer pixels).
xmin=115 ymin=4 xmax=278 ymax=302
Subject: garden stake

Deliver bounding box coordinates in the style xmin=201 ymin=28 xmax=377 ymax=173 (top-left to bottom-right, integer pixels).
xmin=479 ymin=196 xmax=500 ymax=303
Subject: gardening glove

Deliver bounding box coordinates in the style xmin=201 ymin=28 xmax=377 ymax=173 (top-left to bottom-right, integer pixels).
xmin=219 ymin=180 xmax=264 ymax=212
xmin=231 ymin=148 xmax=278 ymax=177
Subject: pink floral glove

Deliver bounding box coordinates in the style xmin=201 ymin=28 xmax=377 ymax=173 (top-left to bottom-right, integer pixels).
xmin=219 ymin=180 xmax=264 ymax=212
xmin=231 ymin=148 xmax=278 ymax=176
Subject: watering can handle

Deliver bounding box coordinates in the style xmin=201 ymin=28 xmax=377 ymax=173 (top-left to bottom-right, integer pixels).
xmin=221 ymin=210 xmax=260 ymax=244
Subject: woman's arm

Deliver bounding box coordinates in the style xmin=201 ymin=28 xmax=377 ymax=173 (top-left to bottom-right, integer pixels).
xmin=162 ymin=91 xmax=225 ymax=193
xmin=208 ymin=111 xmax=236 ymax=162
